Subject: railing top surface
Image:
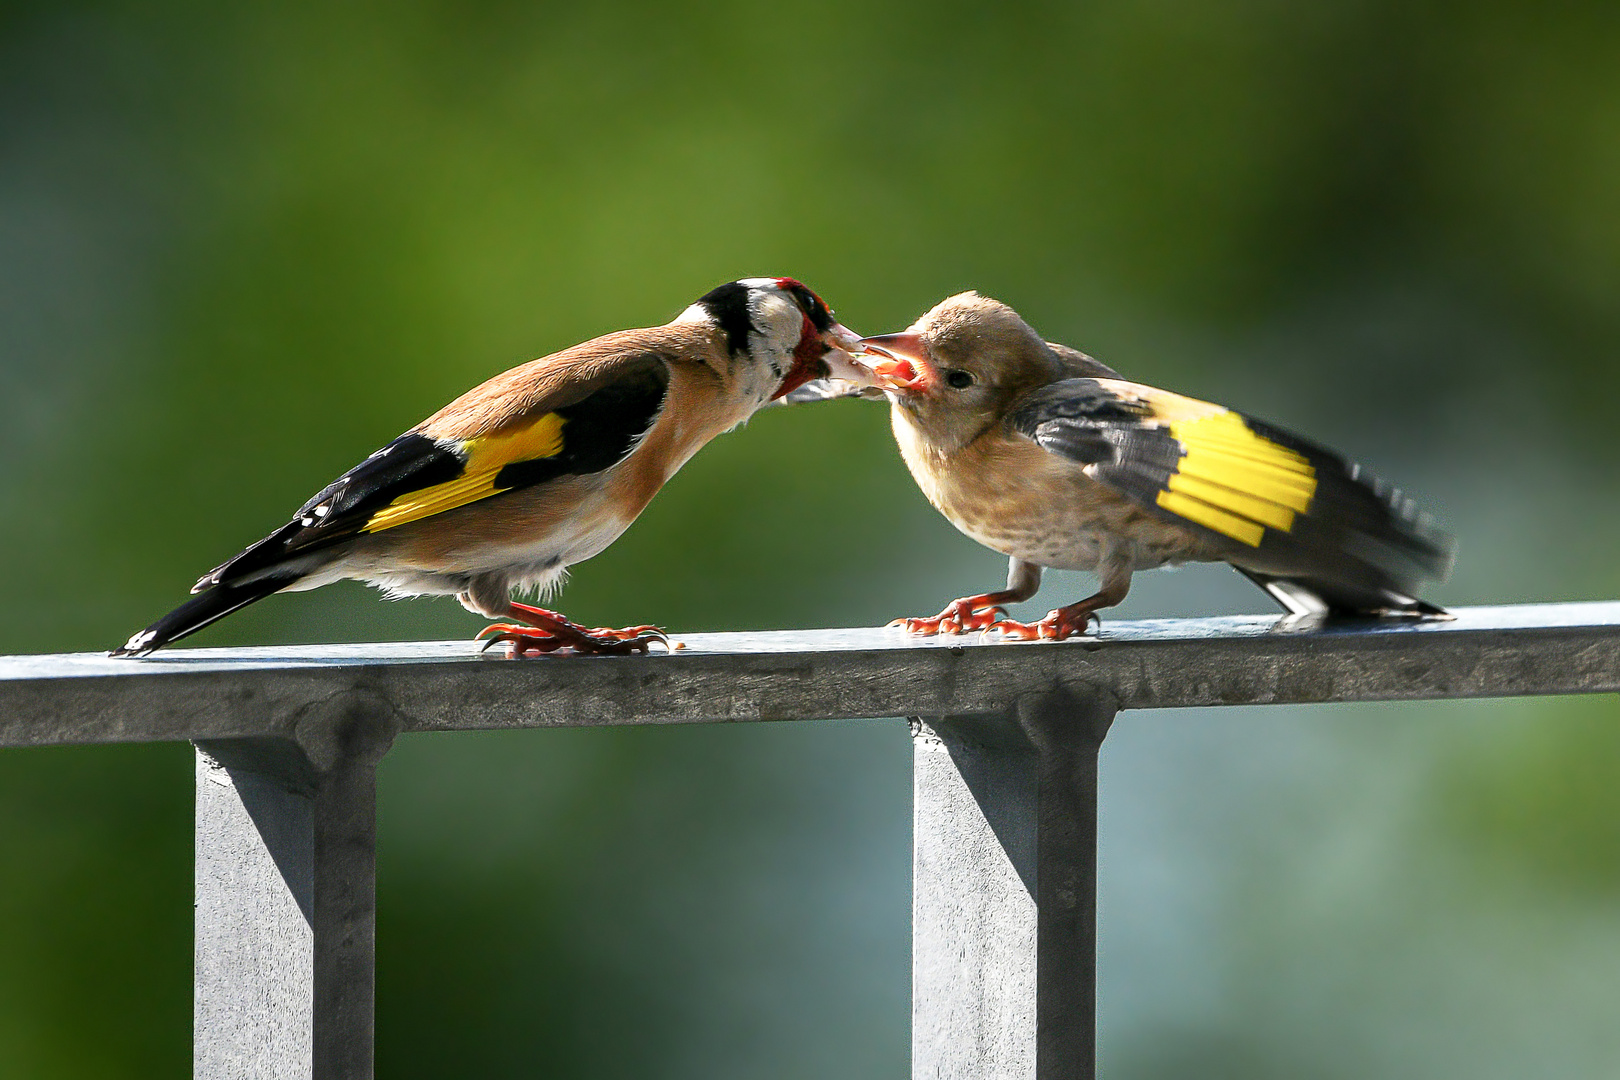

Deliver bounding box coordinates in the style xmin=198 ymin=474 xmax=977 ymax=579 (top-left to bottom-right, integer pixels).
xmin=3 ymin=601 xmax=1618 ymax=748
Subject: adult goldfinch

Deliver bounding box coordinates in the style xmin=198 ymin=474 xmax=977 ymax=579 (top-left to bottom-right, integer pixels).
xmin=858 ymin=293 xmax=1453 ymax=640
xmin=114 ymin=278 xmax=863 ymax=657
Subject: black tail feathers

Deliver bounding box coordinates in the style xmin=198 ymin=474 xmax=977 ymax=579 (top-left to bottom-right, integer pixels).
xmin=110 ymin=574 xmax=296 ymax=657
xmin=1234 ymin=567 xmax=1451 ymax=620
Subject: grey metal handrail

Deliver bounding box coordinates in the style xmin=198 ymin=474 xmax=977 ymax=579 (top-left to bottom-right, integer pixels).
xmin=4 ymin=601 xmax=1619 ymax=1078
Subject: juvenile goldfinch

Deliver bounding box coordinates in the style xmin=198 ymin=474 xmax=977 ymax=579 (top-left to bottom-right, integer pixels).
xmin=114 ymin=278 xmax=863 ymax=657
xmin=858 ymin=293 xmax=1454 ymax=640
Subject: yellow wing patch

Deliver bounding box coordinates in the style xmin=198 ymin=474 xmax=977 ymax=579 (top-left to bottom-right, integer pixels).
xmin=362 ymin=413 xmax=567 ymax=533
xmin=1155 ymin=411 xmax=1316 ymax=547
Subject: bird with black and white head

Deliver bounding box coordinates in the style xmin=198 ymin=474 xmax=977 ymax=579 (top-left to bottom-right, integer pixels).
xmin=114 ymin=277 xmax=865 ymax=657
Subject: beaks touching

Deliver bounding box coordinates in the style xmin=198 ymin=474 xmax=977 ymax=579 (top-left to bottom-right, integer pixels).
xmin=777 ymin=324 xmax=931 ymax=400
xmin=819 ymin=322 xmax=872 ymax=384
xmin=774 ymin=320 xmax=873 ymax=401
xmin=857 ymin=332 xmax=932 ymax=393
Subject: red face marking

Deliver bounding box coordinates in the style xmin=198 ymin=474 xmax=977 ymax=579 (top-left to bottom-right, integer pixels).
xmin=770 ymin=313 xmax=826 ymax=400
xmin=774 ymin=278 xmax=834 ymax=330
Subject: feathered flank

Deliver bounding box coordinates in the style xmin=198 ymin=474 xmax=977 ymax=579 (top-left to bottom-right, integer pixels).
xmin=115 ymin=278 xmax=865 ymax=657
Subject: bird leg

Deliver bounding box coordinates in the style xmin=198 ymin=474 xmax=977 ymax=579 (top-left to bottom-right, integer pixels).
xmin=890 ymin=559 xmax=1042 ymax=636
xmin=985 ymin=563 xmax=1132 ymax=642
xmin=478 ymin=601 xmax=668 ymax=657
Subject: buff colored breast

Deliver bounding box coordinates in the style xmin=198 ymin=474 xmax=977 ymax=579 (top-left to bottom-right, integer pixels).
xmin=894 ymin=411 xmax=1222 ymax=573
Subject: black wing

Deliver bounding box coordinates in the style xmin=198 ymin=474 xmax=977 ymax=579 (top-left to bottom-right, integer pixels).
xmin=198 ymin=356 xmax=671 ymax=589
xmin=112 ymin=357 xmax=669 ymax=655
xmin=1008 ymin=378 xmax=1455 ymax=614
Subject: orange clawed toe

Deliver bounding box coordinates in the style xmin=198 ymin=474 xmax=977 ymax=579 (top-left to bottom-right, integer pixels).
xmin=887 ymin=597 xmax=1010 ymax=636
xmin=983 ymin=605 xmax=1099 ymax=641
xmin=477 ymin=605 xmax=669 ymax=657
xmin=890 ymin=598 xmax=1102 ymax=642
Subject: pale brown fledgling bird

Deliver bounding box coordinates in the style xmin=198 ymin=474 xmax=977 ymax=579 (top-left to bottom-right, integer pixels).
xmin=857 ymin=293 xmax=1454 ymax=639
xmin=114 ymin=278 xmax=863 ymax=657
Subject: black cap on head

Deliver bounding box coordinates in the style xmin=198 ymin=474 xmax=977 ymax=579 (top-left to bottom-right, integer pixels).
xmin=695 ymin=281 xmax=757 ymax=355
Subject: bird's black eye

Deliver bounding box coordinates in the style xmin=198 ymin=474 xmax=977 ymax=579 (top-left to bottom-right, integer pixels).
xmin=944 ymin=368 xmax=976 ymax=390
xmin=786 ymin=283 xmax=832 ymax=330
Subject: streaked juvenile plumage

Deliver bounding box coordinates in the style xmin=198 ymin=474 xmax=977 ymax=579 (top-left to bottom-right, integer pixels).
xmin=858 ymin=292 xmax=1453 ymax=639
xmin=115 ymin=278 xmax=863 ymax=656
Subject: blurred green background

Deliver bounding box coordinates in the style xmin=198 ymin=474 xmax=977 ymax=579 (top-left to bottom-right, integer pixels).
xmin=3 ymin=0 xmax=1619 ymax=1075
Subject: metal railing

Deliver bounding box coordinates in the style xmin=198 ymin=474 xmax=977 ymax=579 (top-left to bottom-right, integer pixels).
xmin=3 ymin=601 xmax=1618 ymax=1079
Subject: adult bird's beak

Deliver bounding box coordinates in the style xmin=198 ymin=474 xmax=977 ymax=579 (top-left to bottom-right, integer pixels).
xmin=858 ymin=332 xmax=933 ymax=393
xmin=775 ymin=322 xmax=888 ymax=404
xmin=772 ymin=321 xmax=881 ymax=401
xmin=819 ymin=322 xmax=872 ymax=384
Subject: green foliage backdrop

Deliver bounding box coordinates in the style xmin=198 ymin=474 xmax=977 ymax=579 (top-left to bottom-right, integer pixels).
xmin=3 ymin=1 xmax=1619 ymax=1075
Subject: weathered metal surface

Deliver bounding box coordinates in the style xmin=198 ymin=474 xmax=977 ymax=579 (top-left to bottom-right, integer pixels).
xmin=2 ymin=603 xmax=1617 ymax=748
xmin=192 ymin=696 xmax=397 ymax=1080
xmin=1024 ymin=690 xmax=1115 ymax=1080
xmin=912 ymin=688 xmax=1117 ymax=1080
xmin=194 ymin=745 xmax=316 ymax=1079
xmin=913 ymin=714 xmax=1039 ymax=1077
xmin=6 ymin=603 xmax=1615 ymax=1080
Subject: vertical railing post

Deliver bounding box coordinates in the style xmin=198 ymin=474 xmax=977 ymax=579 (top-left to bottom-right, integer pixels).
xmin=911 ymin=685 xmax=1117 ymax=1080
xmin=193 ymin=691 xmax=399 ymax=1080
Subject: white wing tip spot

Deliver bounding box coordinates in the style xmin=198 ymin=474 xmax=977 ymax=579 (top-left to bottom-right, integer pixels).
xmin=122 ymin=629 xmax=157 ymax=653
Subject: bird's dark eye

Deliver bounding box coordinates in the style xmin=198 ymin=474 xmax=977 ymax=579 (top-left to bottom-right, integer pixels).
xmin=944 ymin=369 xmax=976 ymax=390
xmin=786 ymin=283 xmax=833 ymax=330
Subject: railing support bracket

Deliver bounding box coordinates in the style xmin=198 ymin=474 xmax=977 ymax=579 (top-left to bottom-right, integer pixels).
xmin=912 ymin=684 xmax=1117 ymax=1080
xmin=193 ymin=690 xmax=399 ymax=1080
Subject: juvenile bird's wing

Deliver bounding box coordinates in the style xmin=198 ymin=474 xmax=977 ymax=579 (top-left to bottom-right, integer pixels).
xmin=196 ymin=342 xmax=673 ymax=592
xmin=1006 ymin=377 xmax=1454 ymax=613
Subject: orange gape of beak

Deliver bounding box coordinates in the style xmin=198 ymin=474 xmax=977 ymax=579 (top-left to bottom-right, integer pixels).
xmin=859 ymin=332 xmax=932 ymax=393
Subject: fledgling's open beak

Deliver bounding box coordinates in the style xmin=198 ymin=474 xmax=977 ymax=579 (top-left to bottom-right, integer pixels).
xmin=858 ymin=332 xmax=933 ymax=393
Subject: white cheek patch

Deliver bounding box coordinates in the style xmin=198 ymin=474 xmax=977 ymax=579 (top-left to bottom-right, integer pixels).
xmin=746 ymin=292 xmax=804 ymax=379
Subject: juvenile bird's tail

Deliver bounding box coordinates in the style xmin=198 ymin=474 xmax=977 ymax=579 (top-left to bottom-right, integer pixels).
xmin=110 ymin=573 xmax=298 ymax=657
xmin=1220 ymin=432 xmax=1456 ymax=617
